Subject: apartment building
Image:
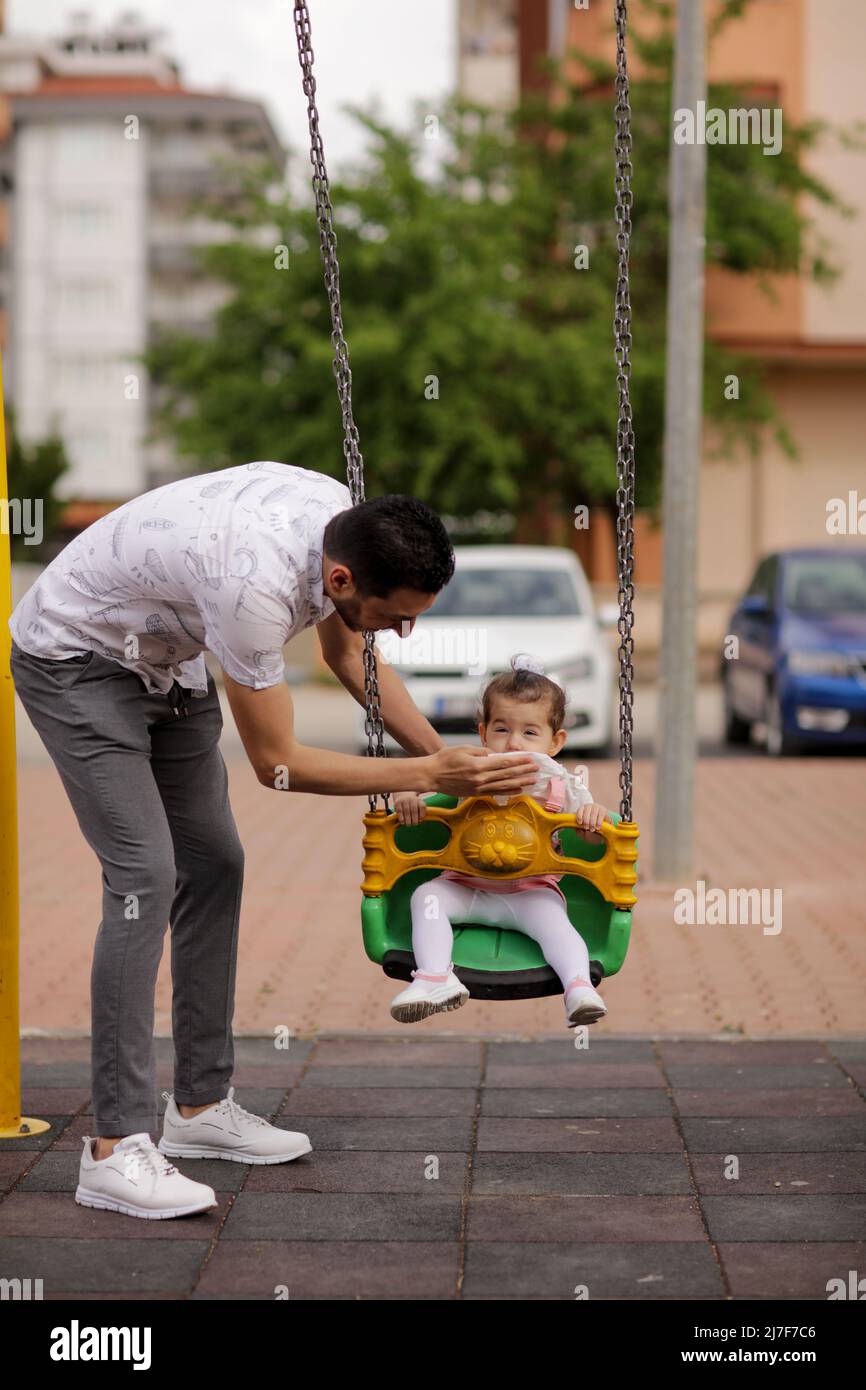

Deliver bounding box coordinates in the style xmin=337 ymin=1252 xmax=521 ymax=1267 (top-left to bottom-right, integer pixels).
xmin=458 ymin=0 xmax=866 ymax=602
xmin=0 ymin=11 xmax=284 ymax=508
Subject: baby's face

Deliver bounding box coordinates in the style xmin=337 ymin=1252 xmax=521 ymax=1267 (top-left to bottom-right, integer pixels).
xmin=480 ymin=697 xmax=566 ymax=756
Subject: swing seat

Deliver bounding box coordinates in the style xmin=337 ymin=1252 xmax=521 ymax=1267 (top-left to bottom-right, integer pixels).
xmin=361 ymin=793 xmax=638 ymax=1001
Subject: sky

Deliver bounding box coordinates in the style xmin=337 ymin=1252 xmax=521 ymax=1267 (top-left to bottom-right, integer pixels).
xmin=8 ymin=0 xmax=458 ymax=172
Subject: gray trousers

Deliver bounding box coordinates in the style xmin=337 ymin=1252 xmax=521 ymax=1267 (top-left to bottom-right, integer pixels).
xmin=10 ymin=641 xmax=245 ymax=1136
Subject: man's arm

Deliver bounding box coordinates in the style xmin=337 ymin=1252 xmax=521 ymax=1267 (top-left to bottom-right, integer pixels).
xmin=316 ymin=611 xmax=441 ymax=757
xmin=222 ymin=673 xmax=539 ymax=798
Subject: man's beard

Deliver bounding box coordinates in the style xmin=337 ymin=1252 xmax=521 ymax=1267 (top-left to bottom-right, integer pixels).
xmin=330 ymin=591 xmax=366 ymax=632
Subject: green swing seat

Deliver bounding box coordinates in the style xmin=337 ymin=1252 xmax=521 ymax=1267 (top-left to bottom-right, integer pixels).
xmin=361 ymin=793 xmax=635 ymax=1001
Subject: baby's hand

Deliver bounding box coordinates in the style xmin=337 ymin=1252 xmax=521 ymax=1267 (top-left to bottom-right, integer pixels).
xmin=575 ymin=801 xmax=610 ymax=834
xmin=393 ymin=792 xmax=429 ymax=826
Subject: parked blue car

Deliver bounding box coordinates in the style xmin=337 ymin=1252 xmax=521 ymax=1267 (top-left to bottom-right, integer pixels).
xmin=722 ymin=547 xmax=866 ymax=755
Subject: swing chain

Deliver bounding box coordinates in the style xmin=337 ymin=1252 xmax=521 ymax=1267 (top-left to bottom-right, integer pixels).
xmin=613 ymin=0 xmax=636 ymax=825
xmin=293 ymin=0 xmax=390 ymax=814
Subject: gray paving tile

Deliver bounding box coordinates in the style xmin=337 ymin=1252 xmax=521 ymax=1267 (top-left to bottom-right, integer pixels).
xmin=20 ymin=1089 xmax=91 ymax=1112
xmin=468 ymin=1194 xmax=705 ymax=1242
xmin=664 ymin=1064 xmax=846 ymax=1089
xmin=284 ymin=1086 xmax=477 ymax=1117
xmin=487 ymin=1040 xmax=657 ymax=1065
xmin=0 ymin=1151 xmax=41 ymax=1190
xmin=702 ymin=1195 xmax=866 ymax=1242
xmin=672 ymin=1088 xmax=865 ymax=1117
xmin=217 ymin=1065 xmax=305 ymax=1088
xmin=221 ymin=1191 xmax=461 ymax=1241
xmin=719 ymin=1241 xmax=866 ymax=1299
xmin=483 ymin=1064 xmax=664 ymax=1089
xmin=244 ymin=1151 xmax=468 ymax=1194
xmin=0 ymin=1237 xmax=209 ymax=1293
xmin=196 ymin=1240 xmax=460 ymax=1298
xmin=298 ymin=1066 xmax=481 ymax=1089
xmin=228 ymin=1038 xmax=315 ymax=1065
xmin=824 ymin=1042 xmax=866 ymax=1063
xmin=471 ymin=1152 xmax=692 ymax=1196
xmin=0 ymin=1190 xmax=231 ymax=1238
xmin=277 ymin=1117 xmax=474 ymax=1152
xmin=681 ymin=1117 xmax=866 ymax=1153
xmin=461 ymin=1241 xmax=725 ymax=1299
xmin=477 ymin=1117 xmax=682 ymax=1153
xmin=481 ymin=1087 xmax=672 ymax=1117
xmin=691 ymin=1152 xmax=866 ymax=1196
xmin=312 ymin=1039 xmax=483 ymax=1067
xmin=657 ymin=1041 xmax=832 ymax=1066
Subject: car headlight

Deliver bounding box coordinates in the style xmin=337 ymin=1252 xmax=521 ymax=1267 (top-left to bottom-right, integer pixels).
xmin=787 ymin=650 xmax=851 ymax=677
xmin=549 ymin=657 xmax=594 ymax=681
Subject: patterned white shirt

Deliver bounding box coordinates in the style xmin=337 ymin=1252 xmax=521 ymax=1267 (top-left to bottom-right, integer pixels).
xmin=9 ymin=462 xmax=353 ymax=693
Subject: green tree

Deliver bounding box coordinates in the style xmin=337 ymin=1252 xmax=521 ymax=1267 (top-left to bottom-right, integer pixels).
xmin=145 ymin=0 xmax=850 ymax=541
xmin=3 ymin=403 xmax=70 ymax=560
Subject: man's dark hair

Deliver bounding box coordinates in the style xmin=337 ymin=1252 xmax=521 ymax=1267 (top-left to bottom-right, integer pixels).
xmin=323 ymin=494 xmax=455 ymax=598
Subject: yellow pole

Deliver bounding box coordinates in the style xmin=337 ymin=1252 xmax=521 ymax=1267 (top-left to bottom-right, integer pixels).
xmin=0 ymin=352 xmax=50 ymax=1136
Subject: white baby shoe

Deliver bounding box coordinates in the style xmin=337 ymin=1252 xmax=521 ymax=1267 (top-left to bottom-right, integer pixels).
xmin=564 ymin=977 xmax=608 ymax=1027
xmin=390 ymin=968 xmax=470 ymax=1023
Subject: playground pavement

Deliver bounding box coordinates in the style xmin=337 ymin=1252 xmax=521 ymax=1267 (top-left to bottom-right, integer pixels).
xmin=0 ymin=1033 xmax=864 ymax=1300
xmin=4 ymin=744 xmax=865 ymax=1299
xmin=14 ymin=751 xmax=866 ymax=1036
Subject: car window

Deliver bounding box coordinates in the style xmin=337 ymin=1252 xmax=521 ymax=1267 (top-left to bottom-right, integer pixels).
xmin=745 ymin=557 xmax=775 ymax=603
xmin=781 ymin=554 xmax=866 ymax=615
xmin=428 ymin=567 xmax=582 ymax=618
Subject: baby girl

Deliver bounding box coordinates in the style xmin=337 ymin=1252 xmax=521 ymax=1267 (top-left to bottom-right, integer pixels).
xmin=390 ymin=653 xmax=612 ymax=1029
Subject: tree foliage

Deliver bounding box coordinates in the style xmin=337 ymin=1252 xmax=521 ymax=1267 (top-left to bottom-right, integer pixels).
xmin=145 ymin=0 xmax=848 ymax=539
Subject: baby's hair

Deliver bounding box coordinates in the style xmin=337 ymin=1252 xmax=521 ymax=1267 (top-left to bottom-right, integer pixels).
xmin=479 ymin=662 xmax=567 ymax=734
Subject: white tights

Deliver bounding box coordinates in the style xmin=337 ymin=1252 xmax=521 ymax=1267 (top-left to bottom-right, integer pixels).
xmin=409 ymin=879 xmax=592 ymax=990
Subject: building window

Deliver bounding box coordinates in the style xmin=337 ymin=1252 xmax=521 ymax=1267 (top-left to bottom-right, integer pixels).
xmin=53 ymin=200 xmax=113 ymax=234
xmin=54 ymin=278 xmax=116 ymax=313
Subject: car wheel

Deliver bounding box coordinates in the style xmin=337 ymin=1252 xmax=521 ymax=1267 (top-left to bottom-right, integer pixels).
xmin=723 ymin=671 xmax=751 ymax=745
xmin=765 ymin=686 xmax=799 ymax=757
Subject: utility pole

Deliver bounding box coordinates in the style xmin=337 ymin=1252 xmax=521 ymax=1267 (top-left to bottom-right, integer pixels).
xmin=653 ymin=0 xmax=707 ymax=881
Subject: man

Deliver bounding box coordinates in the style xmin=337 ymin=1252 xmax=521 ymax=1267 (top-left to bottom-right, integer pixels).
xmin=9 ymin=460 xmax=536 ymax=1220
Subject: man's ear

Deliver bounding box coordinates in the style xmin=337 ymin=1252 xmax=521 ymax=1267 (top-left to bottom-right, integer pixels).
xmin=324 ymin=559 xmax=355 ymax=597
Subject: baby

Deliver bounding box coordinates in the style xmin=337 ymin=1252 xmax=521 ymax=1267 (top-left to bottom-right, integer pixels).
xmin=390 ymin=653 xmax=612 ymax=1029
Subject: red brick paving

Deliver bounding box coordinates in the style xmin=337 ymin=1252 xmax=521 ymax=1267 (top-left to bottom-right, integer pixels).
xmin=14 ymin=753 xmax=866 ymax=1037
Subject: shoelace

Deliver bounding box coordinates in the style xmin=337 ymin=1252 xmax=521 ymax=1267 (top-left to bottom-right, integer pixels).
xmin=118 ymin=1139 xmax=180 ymax=1179
xmin=213 ymin=1089 xmax=269 ymax=1129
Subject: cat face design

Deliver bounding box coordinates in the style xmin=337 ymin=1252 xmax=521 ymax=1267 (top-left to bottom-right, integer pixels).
xmin=458 ymin=800 xmax=538 ymax=873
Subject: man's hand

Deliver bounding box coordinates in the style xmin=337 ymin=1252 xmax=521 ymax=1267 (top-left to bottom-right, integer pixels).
xmin=428 ymin=746 xmax=537 ymax=798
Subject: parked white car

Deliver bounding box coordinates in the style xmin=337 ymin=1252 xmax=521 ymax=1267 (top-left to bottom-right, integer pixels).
xmin=356 ymin=545 xmax=617 ymax=754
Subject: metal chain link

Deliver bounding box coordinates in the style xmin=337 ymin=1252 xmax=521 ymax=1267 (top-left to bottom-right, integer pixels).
xmin=613 ymin=0 xmax=636 ymax=824
xmin=293 ymin=0 xmax=390 ymax=814
xmin=294 ymin=0 xmax=635 ymax=822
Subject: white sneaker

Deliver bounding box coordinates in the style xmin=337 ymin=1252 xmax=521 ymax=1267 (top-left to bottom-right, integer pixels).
xmin=390 ymin=969 xmax=470 ymax=1023
xmin=76 ymin=1132 xmax=218 ymax=1220
xmin=564 ymin=978 xmax=608 ymax=1027
xmin=157 ymin=1088 xmax=312 ymax=1165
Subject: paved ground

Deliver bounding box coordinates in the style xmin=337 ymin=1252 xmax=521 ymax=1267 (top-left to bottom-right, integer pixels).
xmin=1 ymin=1034 xmax=864 ymax=1300
xmin=14 ymin=744 xmax=866 ymax=1036
xmin=8 ymin=689 xmax=866 ymax=1300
